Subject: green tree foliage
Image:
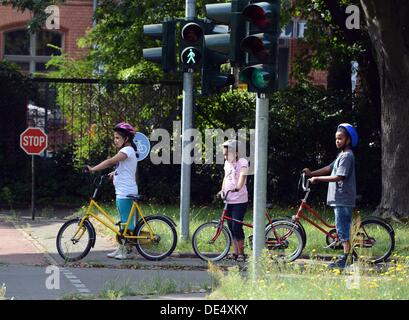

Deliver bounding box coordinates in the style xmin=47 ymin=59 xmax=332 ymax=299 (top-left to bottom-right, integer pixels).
xmin=290 ymin=0 xmax=366 ymax=84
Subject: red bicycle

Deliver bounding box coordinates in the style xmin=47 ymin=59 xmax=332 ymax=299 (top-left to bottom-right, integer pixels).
xmin=268 ymin=173 xmax=395 ymax=263
xmin=191 ymin=190 xmax=304 ymax=262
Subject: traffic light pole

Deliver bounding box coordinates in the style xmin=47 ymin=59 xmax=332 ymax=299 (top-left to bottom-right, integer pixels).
xmin=180 ymin=0 xmax=196 ymax=240
xmin=252 ymin=94 xmax=269 ymax=278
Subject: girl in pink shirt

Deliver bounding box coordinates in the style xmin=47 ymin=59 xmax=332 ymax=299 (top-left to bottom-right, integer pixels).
xmin=219 ymin=139 xmax=249 ymax=262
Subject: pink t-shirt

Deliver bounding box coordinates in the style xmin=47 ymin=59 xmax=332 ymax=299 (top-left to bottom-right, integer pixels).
xmin=223 ymin=158 xmax=249 ymax=204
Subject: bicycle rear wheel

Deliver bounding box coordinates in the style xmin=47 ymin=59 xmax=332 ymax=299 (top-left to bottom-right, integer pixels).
xmin=353 ymin=218 xmax=395 ymax=263
xmin=192 ymin=222 xmax=231 ymax=261
xmin=56 ymin=218 xmax=94 ymax=262
xmin=265 ymin=221 xmax=304 ymax=262
xmin=134 ymin=216 xmax=177 ymax=261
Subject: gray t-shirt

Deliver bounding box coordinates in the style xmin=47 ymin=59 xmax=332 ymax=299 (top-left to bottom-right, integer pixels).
xmin=327 ymin=149 xmax=356 ymax=207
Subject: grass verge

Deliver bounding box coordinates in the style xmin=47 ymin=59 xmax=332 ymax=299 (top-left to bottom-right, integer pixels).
xmin=208 ymin=251 xmax=409 ymax=300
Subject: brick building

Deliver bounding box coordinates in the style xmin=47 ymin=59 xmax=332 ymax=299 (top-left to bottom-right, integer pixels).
xmin=0 ymin=0 xmax=94 ymax=158
xmin=0 ymin=0 xmax=94 ymax=73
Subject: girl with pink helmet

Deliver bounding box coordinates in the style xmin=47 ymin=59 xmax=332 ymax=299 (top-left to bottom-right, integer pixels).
xmin=87 ymin=122 xmax=138 ymax=260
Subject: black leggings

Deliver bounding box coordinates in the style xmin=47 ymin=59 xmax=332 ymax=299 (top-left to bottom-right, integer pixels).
xmin=226 ymin=203 xmax=247 ymax=240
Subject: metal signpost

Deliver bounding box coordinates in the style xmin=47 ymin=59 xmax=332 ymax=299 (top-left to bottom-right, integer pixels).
xmin=20 ymin=127 xmax=48 ymax=220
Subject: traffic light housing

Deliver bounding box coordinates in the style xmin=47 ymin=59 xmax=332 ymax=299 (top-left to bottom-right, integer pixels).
xmin=201 ymin=22 xmax=235 ymax=95
xmin=239 ymin=0 xmax=280 ymax=94
xmin=205 ymin=0 xmax=248 ymax=66
xmin=201 ymin=2 xmax=244 ymax=96
xmin=180 ymin=20 xmax=204 ymax=70
xmin=230 ymin=0 xmax=248 ymax=66
xmin=142 ymin=20 xmax=176 ymax=73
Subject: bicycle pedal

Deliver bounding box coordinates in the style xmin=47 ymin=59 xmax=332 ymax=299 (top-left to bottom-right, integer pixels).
xmin=323 ymin=241 xmax=341 ymax=249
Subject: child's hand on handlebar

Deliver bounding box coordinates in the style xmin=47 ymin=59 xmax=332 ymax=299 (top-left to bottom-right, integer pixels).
xmin=87 ymin=165 xmax=95 ymax=173
xmin=83 ymin=165 xmax=93 ymax=174
xmin=302 ymin=168 xmax=312 ymax=177
xmin=308 ymin=177 xmax=319 ymax=184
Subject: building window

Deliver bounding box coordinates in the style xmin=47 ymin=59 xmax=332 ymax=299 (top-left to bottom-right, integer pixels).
xmin=3 ymin=29 xmax=62 ymax=73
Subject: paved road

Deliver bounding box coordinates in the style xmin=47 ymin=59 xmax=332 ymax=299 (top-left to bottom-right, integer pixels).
xmin=0 ymin=264 xmax=210 ymax=300
xmin=0 ymin=221 xmax=48 ymax=265
xmin=0 ymin=215 xmax=223 ymax=300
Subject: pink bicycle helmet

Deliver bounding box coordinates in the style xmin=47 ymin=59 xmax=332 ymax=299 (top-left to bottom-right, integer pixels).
xmin=113 ymin=122 xmax=135 ymax=136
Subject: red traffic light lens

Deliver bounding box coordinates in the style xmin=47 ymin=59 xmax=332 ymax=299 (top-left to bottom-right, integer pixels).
xmin=241 ymin=36 xmax=269 ymax=61
xmin=182 ymin=23 xmax=203 ymax=43
xmin=243 ymin=5 xmax=272 ymax=29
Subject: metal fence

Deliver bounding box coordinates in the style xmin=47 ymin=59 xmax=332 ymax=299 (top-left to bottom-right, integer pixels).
xmin=29 ymin=77 xmax=182 ymax=160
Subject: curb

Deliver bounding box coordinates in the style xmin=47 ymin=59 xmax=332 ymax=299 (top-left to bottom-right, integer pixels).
xmin=171 ymin=252 xmax=198 ymax=259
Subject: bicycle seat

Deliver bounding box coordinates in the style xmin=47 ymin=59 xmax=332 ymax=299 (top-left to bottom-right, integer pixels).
xmin=126 ymin=194 xmax=143 ymax=201
xmin=266 ymin=203 xmax=273 ymax=209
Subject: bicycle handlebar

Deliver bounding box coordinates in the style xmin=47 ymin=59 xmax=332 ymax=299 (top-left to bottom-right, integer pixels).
xmin=94 ymin=174 xmax=110 ymax=187
xmin=219 ymin=189 xmax=236 ymax=201
xmin=300 ymin=173 xmax=311 ymax=192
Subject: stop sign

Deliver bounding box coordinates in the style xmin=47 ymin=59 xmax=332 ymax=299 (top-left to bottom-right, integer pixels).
xmin=20 ymin=127 xmax=48 ymax=155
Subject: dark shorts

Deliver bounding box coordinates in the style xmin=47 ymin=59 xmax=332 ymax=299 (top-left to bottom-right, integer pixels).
xmin=225 ymin=203 xmax=247 ymax=240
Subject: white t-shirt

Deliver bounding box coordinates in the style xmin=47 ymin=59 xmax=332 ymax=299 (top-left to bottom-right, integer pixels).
xmin=113 ymin=146 xmax=138 ymax=199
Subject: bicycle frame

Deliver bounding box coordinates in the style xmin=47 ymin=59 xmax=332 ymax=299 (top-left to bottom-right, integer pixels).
xmin=211 ymin=199 xmax=276 ymax=242
xmin=73 ymin=198 xmax=154 ymax=241
xmin=291 ymin=174 xmax=339 ymax=242
xmin=293 ymin=200 xmax=337 ymax=240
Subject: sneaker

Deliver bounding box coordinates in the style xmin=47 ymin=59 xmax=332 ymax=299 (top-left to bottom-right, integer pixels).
xmin=236 ymin=254 xmax=248 ymax=262
xmin=226 ymin=253 xmax=238 ymax=261
xmin=328 ymin=254 xmax=349 ymax=270
xmin=107 ymin=246 xmax=122 ymax=258
xmin=114 ymin=245 xmax=135 ymax=260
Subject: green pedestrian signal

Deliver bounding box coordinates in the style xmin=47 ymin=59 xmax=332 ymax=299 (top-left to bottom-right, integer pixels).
xmin=180 ymin=21 xmax=204 ymax=69
xmin=187 ymin=49 xmax=196 ymax=64
xmin=181 ymin=47 xmax=202 ymax=67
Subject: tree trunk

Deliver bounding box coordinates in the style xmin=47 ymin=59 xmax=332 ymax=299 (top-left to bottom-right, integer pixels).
xmin=360 ymin=0 xmax=409 ymax=219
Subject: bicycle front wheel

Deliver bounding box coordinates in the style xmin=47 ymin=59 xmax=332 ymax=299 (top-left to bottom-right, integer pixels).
xmin=56 ymin=218 xmax=94 ymax=262
xmin=353 ymin=218 xmax=395 ymax=263
xmin=192 ymin=222 xmax=231 ymax=262
xmin=134 ymin=216 xmax=177 ymax=261
xmin=265 ymin=221 xmax=304 ymax=262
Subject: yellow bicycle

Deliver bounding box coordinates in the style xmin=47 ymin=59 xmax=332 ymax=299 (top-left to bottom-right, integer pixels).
xmin=56 ymin=174 xmax=177 ymax=261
